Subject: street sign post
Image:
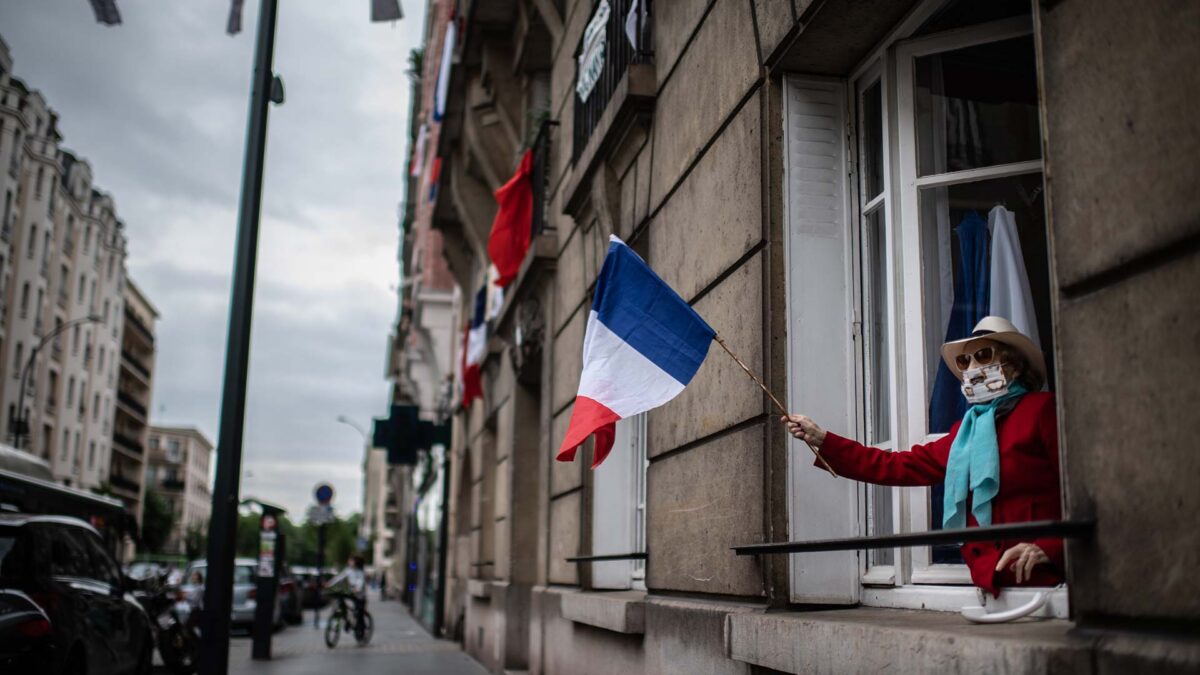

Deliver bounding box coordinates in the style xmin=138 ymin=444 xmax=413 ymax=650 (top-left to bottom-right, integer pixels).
xmin=307 ymin=484 xmax=335 ymax=629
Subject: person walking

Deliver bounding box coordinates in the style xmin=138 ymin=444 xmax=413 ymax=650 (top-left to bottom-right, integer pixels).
xmin=379 ymin=568 xmax=387 ymax=601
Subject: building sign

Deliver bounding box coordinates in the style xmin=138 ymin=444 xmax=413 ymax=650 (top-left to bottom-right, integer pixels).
xmin=576 ymin=0 xmax=610 ymax=103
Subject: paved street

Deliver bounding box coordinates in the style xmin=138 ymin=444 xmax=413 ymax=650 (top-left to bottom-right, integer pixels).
xmin=181 ymin=597 xmax=485 ymax=674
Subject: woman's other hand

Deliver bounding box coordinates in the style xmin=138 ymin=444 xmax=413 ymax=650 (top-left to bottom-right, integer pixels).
xmin=781 ymin=414 xmax=826 ymax=448
xmin=995 ymin=542 xmax=1050 ymax=584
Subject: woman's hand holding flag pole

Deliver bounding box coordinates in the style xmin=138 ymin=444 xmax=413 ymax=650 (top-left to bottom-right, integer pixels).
xmin=555 ymin=235 xmax=836 ymax=477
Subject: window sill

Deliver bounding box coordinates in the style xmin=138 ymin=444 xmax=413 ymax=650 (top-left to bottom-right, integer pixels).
xmin=726 ymin=606 xmax=1084 ymax=673
xmin=560 ymin=590 xmax=646 ymax=635
xmin=467 ymin=578 xmax=490 ymax=600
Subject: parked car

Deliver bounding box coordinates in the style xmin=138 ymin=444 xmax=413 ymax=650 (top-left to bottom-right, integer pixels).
xmin=0 ymin=514 xmax=153 ymax=674
xmin=181 ymin=558 xmax=282 ymax=629
xmin=277 ymin=574 xmax=303 ymax=625
xmin=290 ymin=566 xmax=334 ymax=608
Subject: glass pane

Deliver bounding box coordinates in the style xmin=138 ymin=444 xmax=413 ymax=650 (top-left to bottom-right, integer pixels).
xmin=862 ymin=207 xmax=893 ymax=565
xmin=868 ymin=483 xmax=894 ymax=566
xmin=918 ymin=172 xmax=1053 ymax=561
xmin=863 ymin=207 xmax=890 ymax=445
xmin=915 ymin=36 xmax=1041 ymax=176
xmin=860 ymin=81 xmax=884 ymax=202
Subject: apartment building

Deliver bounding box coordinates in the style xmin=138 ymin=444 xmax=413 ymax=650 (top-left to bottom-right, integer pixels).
xmin=111 ymin=280 xmax=157 ymax=520
xmin=0 ymin=36 xmax=155 ymax=526
xmin=402 ymin=0 xmax=1199 ymax=672
xmin=145 ymin=426 xmax=212 ymax=556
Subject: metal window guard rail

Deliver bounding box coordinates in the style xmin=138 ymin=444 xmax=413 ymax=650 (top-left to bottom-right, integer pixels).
xmin=572 ymin=0 xmax=653 ymax=163
xmin=732 ymin=519 xmax=1095 ymax=556
xmin=530 ymin=119 xmax=558 ymax=238
xmin=566 ymin=552 xmax=648 ymax=563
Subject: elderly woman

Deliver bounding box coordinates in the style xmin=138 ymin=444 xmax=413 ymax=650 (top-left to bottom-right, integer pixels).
xmin=784 ymin=316 xmax=1063 ymax=597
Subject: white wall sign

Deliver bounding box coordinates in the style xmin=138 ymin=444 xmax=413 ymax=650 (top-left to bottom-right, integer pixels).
xmin=576 ymin=0 xmax=611 ymax=103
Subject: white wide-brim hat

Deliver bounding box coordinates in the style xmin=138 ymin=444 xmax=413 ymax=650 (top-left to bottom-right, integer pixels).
xmin=940 ymin=316 xmax=1046 ymax=384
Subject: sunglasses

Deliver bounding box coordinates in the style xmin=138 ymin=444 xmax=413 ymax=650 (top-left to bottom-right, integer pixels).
xmin=954 ymin=346 xmax=996 ymax=372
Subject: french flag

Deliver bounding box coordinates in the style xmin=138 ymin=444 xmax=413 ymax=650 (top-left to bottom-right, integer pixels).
xmin=557 ymin=236 xmax=715 ymax=468
xmin=461 ymin=286 xmax=487 ymax=408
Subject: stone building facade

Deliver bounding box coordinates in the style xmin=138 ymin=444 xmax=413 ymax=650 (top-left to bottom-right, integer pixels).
xmin=0 ymin=36 xmax=156 ymax=527
xmin=401 ymin=0 xmax=1199 ymax=672
xmin=145 ymin=426 xmax=213 ymax=556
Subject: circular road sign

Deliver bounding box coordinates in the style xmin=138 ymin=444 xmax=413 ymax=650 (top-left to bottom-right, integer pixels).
xmin=315 ymin=483 xmax=335 ymax=505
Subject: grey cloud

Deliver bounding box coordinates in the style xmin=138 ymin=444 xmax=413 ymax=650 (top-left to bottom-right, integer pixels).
xmin=0 ymin=1 xmax=425 ymax=517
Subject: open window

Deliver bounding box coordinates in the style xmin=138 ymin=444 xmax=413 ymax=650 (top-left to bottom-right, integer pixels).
xmin=784 ymin=0 xmax=1066 ymax=616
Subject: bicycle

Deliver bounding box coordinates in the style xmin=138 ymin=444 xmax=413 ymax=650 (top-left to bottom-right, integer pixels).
xmin=323 ymin=589 xmax=374 ymax=648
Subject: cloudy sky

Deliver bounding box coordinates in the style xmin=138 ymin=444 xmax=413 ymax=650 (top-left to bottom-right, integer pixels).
xmin=0 ymin=1 xmax=425 ymax=516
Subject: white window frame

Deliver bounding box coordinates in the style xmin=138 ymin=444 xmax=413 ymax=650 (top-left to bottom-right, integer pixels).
xmin=785 ymin=0 xmax=1068 ymax=617
xmin=590 ymin=412 xmax=647 ymax=591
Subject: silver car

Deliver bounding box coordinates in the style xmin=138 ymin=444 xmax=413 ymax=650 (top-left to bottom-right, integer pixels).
xmin=181 ymin=558 xmax=282 ymax=628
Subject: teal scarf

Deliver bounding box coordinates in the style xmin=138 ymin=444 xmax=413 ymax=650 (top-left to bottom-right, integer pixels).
xmin=942 ymin=382 xmax=1028 ymax=529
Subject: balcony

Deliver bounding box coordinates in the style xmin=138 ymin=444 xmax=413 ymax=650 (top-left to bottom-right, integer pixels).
xmin=161 ymin=478 xmax=185 ymax=492
xmin=113 ymin=430 xmax=144 ymax=455
xmin=56 ymin=291 xmax=67 ymax=309
xmin=63 ymin=237 xmax=74 ymax=256
xmin=572 ymin=0 xmax=653 ymax=163
xmin=121 ymin=349 xmax=151 ymax=380
xmin=123 ymin=308 xmax=154 ymax=346
xmin=51 ymin=342 xmax=62 ymax=362
xmin=45 ymin=397 xmax=56 ymax=415
xmin=117 ymin=391 xmax=147 ymax=419
xmin=110 ymin=473 xmax=140 ymax=495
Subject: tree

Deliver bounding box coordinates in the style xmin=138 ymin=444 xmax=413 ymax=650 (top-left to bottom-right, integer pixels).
xmin=184 ymin=522 xmax=208 ymax=560
xmin=141 ymin=488 xmax=176 ymax=554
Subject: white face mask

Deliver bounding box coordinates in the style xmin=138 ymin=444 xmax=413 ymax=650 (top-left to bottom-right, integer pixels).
xmin=960 ymin=362 xmax=1011 ymax=404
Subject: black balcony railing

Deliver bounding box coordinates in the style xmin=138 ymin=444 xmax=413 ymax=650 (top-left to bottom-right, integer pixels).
xmin=124 ymin=308 xmax=155 ymax=345
xmin=572 ymin=0 xmax=653 ymax=162
xmin=162 ymin=478 xmax=185 ymax=491
xmin=117 ymin=391 xmax=148 ymax=418
xmin=530 ymin=119 xmax=557 ymax=237
xmin=110 ymin=473 xmax=140 ymax=494
xmin=113 ymin=431 xmax=144 ymax=455
xmin=122 ymin=349 xmax=151 ymax=380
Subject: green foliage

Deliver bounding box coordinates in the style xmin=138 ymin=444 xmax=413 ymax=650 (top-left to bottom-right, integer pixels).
xmin=183 ymin=522 xmax=208 ymax=560
xmin=230 ymin=510 xmax=363 ymax=569
xmin=141 ymin=488 xmax=176 ymax=554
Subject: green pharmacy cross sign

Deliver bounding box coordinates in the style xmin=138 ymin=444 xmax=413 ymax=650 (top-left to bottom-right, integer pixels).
xmin=371 ymin=405 xmax=449 ymax=466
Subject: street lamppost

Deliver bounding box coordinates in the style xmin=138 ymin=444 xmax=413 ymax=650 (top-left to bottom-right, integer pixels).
xmin=336 ymin=414 xmax=372 ymax=545
xmin=12 ymin=314 xmax=101 ymax=451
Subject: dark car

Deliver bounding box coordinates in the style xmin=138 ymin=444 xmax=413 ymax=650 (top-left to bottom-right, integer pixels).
xmin=0 ymin=514 xmax=153 ymax=674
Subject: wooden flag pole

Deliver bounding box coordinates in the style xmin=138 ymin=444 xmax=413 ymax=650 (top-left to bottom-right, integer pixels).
xmin=713 ymin=335 xmax=839 ymax=477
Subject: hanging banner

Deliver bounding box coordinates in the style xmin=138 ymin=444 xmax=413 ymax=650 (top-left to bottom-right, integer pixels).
xmin=576 ymin=0 xmax=610 ymax=103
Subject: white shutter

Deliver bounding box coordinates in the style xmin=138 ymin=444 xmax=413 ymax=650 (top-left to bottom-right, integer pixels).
xmin=783 ymin=76 xmax=860 ymax=604
xmin=591 ymin=417 xmax=636 ymax=589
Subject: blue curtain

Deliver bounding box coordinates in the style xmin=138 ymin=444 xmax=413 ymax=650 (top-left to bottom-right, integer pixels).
xmin=928 ymin=211 xmax=990 ymax=560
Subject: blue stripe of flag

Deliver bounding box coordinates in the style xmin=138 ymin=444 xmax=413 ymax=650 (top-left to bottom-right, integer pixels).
xmin=591 ymin=238 xmax=714 ymax=385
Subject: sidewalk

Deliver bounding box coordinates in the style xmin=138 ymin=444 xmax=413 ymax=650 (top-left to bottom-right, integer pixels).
xmin=226 ymin=595 xmax=487 ymax=675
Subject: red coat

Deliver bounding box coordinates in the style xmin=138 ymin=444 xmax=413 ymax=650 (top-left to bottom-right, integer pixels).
xmin=816 ymin=392 xmax=1064 ymax=596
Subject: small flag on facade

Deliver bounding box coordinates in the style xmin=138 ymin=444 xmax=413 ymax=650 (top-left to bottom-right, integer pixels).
xmin=427 ymin=157 xmax=442 ymax=203
xmin=88 ymin=0 xmax=122 ymax=26
xmin=487 ymin=149 xmax=534 ymax=288
xmin=371 ymin=0 xmax=404 ymax=22
xmin=557 ymin=236 xmax=715 ymax=467
xmin=433 ymin=19 xmax=456 ymax=122
xmin=461 ymin=286 xmax=487 ymax=408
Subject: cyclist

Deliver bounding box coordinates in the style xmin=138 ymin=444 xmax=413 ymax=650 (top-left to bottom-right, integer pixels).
xmin=325 ymin=555 xmax=367 ymax=638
